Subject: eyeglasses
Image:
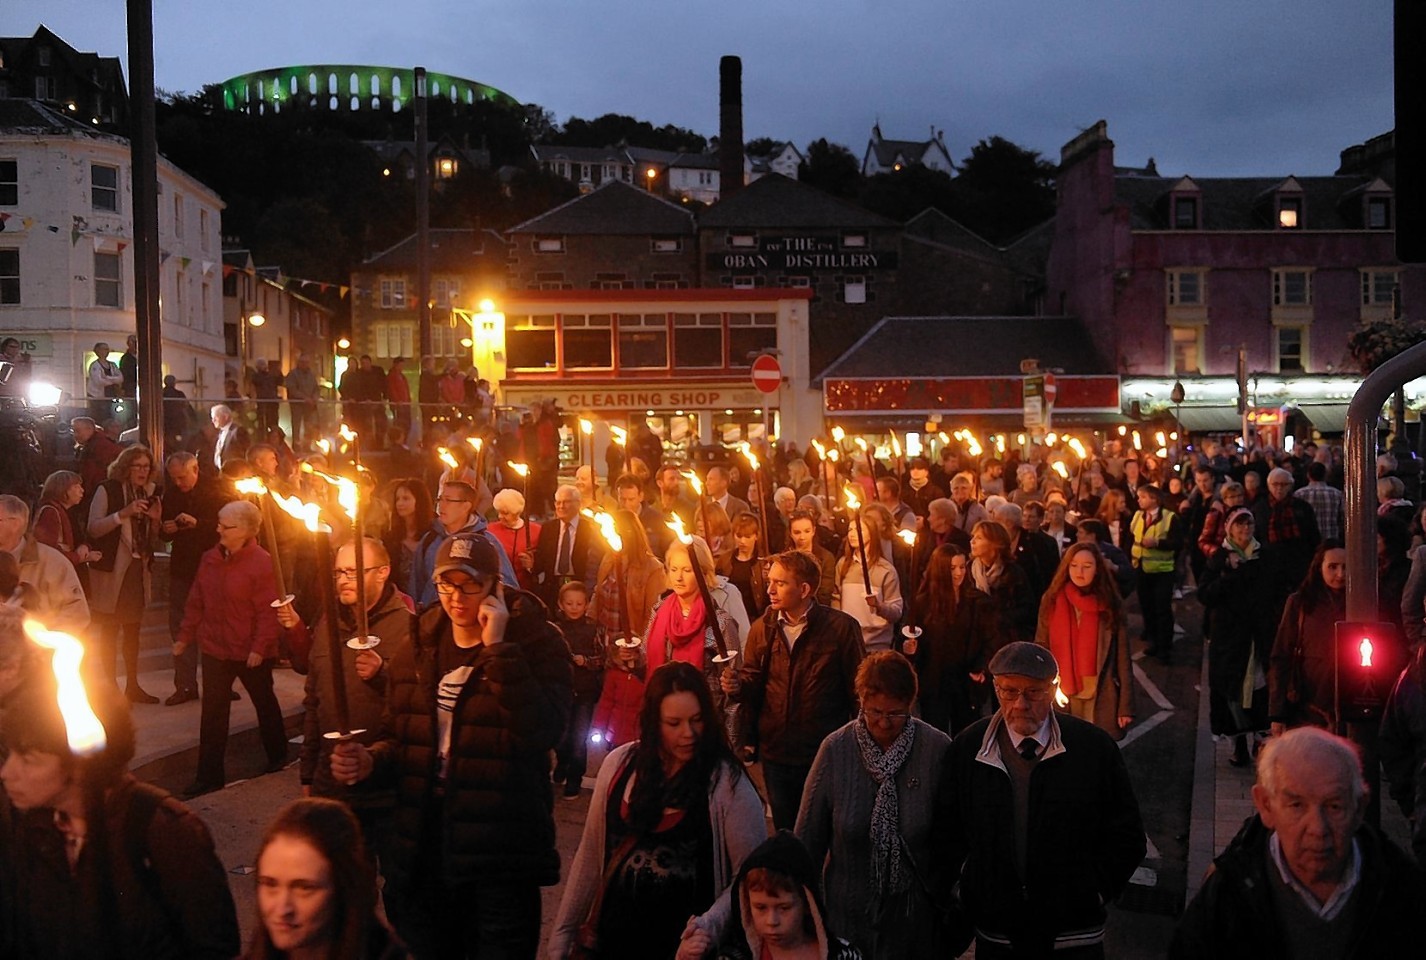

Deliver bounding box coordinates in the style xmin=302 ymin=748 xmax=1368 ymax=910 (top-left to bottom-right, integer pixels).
xmin=434 ymin=578 xmax=487 ymax=596
xmin=437 ymin=497 xmax=471 ymax=505
xmin=863 ymin=707 xmax=911 ymax=724
xmin=335 ymin=567 xmax=387 ymax=580
xmin=994 ymin=685 xmax=1053 ymax=704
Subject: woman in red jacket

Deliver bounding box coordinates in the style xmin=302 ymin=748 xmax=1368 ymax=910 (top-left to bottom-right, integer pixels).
xmin=174 ymin=499 xmax=288 ymax=798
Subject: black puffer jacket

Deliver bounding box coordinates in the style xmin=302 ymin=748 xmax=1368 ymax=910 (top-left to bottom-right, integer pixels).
xmin=368 ymin=588 xmax=573 ymax=887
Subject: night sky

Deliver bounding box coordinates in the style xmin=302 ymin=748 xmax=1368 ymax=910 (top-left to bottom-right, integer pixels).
xmin=5 ymin=0 xmax=1394 ymax=178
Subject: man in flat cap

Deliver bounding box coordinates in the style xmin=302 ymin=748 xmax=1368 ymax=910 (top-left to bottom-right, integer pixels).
xmin=940 ymin=641 xmax=1146 ymax=958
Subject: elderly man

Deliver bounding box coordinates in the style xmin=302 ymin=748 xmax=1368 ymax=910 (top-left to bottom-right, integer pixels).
xmin=1252 ymin=467 xmax=1321 ymax=616
xmin=944 ymin=641 xmax=1145 ymax=958
xmin=1171 ymin=727 xmax=1425 ymax=958
xmin=994 ymin=500 xmax=1060 ymax=608
xmin=529 ymin=483 xmax=603 ymax=611
xmin=209 ymin=404 xmax=250 ymax=472
xmin=70 ymin=416 xmax=121 ymax=503
xmin=0 ymin=495 xmax=89 ymax=634
xmin=160 ymin=452 xmax=224 ymax=705
xmin=410 ymin=480 xmax=518 ymax=609
xmin=768 ymin=485 xmax=797 ymax=552
xmin=723 ymin=549 xmax=865 ymax=829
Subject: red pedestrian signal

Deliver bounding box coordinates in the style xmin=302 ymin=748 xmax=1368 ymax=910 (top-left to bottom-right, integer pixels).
xmin=1334 ymin=622 xmax=1401 ymax=725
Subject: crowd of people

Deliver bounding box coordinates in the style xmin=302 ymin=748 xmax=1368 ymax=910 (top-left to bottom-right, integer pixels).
xmin=0 ymin=409 xmax=1423 ymax=958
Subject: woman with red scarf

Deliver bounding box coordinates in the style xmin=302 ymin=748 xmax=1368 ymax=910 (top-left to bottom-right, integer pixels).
xmin=643 ymin=534 xmax=739 ymax=707
xmin=1035 ymin=541 xmax=1134 ymax=739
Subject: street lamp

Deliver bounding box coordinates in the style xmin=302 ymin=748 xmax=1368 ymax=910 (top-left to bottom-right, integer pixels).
xmin=1170 ymin=379 xmax=1186 ymax=471
xmin=645 ymin=167 xmax=657 ymax=192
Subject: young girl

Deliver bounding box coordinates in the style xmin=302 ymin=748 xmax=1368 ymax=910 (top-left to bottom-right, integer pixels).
xmin=721 ymin=513 xmax=767 ymax=622
xmin=592 ymin=640 xmax=645 ymax=749
xmin=832 ymin=519 xmax=903 ymax=653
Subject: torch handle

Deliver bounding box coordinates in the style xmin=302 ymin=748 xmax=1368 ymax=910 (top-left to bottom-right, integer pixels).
xmin=315 ymin=532 xmax=351 ymax=735
xmin=688 ymin=557 xmax=729 ymax=660
xmin=259 ymin=497 xmax=287 ymax=599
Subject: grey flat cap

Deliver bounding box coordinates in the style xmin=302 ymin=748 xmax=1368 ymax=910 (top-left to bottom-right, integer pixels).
xmin=987 ymin=641 xmax=1058 ymax=681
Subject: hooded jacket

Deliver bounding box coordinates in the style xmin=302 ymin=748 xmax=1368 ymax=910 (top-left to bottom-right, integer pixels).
xmin=409 ymin=515 xmax=519 ymax=609
xmin=718 ymin=831 xmax=862 ymax=960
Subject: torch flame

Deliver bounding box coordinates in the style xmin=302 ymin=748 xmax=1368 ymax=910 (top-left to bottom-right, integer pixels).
xmin=507 ymin=461 xmax=529 ymax=478
xmin=1132 ymin=430 xmax=1143 ymax=451
xmin=739 ymin=442 xmax=760 ymax=472
xmin=270 ymin=489 xmax=331 ymax=533
xmin=843 ymin=484 xmax=862 ymax=511
xmin=1045 ymin=432 xmax=1058 ymax=447
xmin=1053 ymin=678 xmax=1070 ymax=709
xmin=810 ymin=439 xmax=826 ymax=460
xmin=610 ymin=426 xmax=627 ymax=446
xmin=466 ymin=436 xmax=483 ymax=453
xmin=854 ymin=437 xmax=868 ymax=453
xmin=1156 ymin=447 xmax=1169 ymax=458
xmin=24 ymin=620 xmax=108 ymax=756
xmin=1052 ymin=461 xmax=1069 ymax=479
xmin=234 ymin=476 xmax=269 ymax=497
xmin=966 ymin=435 xmax=983 ymax=457
xmin=682 ymin=470 xmax=703 ymax=496
xmin=891 ymin=433 xmax=903 ymax=457
xmin=582 ymin=508 xmax=622 ymax=552
xmin=579 ymin=418 xmax=593 ymax=436
xmin=301 ymin=464 xmax=358 ymax=521
xmin=666 ymin=514 xmax=693 ymax=546
xmin=316 ymin=438 xmax=331 ymax=455
xmin=1155 ymin=431 xmax=1167 ymax=447
xmin=831 ymin=425 xmax=845 ymax=444
xmin=436 ymin=447 xmax=460 ymax=470
xmin=827 ymin=448 xmax=841 ymax=463
xmin=938 ymin=431 xmax=950 ymax=445
xmin=339 ymin=424 xmax=356 ymax=442
xmin=1360 ymin=636 xmax=1374 ymax=668
xmin=1068 ymin=437 xmax=1088 ymax=460
xmin=1117 ymin=425 xmax=1127 ymax=437
xmin=996 ymin=435 xmax=1007 ymax=454
xmin=896 ymin=529 xmax=916 ymax=547
xmin=1017 ymin=433 xmax=1027 ymax=446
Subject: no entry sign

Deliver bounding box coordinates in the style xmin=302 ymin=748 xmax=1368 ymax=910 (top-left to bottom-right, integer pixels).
xmin=751 ymin=354 xmax=782 ymax=394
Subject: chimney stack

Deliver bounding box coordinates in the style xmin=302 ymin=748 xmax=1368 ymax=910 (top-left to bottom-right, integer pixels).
xmin=719 ymin=56 xmax=744 ymax=198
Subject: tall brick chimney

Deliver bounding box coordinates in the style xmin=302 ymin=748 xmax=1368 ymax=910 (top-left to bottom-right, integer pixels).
xmin=719 ymin=56 xmax=744 ymax=199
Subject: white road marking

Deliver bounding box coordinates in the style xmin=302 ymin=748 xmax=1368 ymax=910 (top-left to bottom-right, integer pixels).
xmin=1129 ymin=865 xmax=1159 ymax=887
xmin=1134 ymin=663 xmax=1174 ymax=710
xmin=1144 ymin=835 xmax=1161 ymax=859
xmin=1118 ymin=709 xmax=1173 ymax=748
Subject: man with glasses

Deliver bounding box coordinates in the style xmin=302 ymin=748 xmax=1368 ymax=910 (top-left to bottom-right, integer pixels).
xmin=410 ymin=480 xmax=518 ymax=610
xmin=331 ymin=533 xmax=572 ymax=958
xmin=529 ymin=483 xmax=603 ymax=612
xmin=943 ymin=642 xmax=1145 ymax=958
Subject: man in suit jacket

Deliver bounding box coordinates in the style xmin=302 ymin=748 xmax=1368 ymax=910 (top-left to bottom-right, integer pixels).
xmin=706 ymin=465 xmax=750 ymax=521
xmin=209 ymin=404 xmax=250 ymax=472
xmin=993 ymin=500 xmax=1061 ymax=609
xmin=530 ymin=483 xmax=604 ymax=611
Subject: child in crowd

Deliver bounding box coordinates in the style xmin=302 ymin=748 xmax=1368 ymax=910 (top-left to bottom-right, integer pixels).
xmin=591 ymin=635 xmax=645 ymax=750
xmin=552 ymin=581 xmax=603 ymax=799
xmin=721 ymin=513 xmax=767 ymax=622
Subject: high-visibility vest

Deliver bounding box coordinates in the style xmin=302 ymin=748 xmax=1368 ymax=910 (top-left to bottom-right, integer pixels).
xmin=1130 ymin=510 xmax=1175 ymax=573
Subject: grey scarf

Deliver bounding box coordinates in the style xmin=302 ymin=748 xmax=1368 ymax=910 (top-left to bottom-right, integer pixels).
xmin=854 ymin=714 xmax=916 ymax=894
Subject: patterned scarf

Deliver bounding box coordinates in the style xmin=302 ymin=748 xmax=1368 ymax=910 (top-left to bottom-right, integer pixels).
xmin=1265 ymin=496 xmax=1301 ymax=543
xmin=854 ymin=713 xmax=916 ymax=894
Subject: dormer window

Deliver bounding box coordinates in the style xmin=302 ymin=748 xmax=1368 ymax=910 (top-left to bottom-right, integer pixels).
xmin=1367 ymin=196 xmax=1391 ymax=230
xmin=1278 ymin=196 xmax=1302 ymax=229
xmin=1173 ymin=197 xmax=1199 ymax=229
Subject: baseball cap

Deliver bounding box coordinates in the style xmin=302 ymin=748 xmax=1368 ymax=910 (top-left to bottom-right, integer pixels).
xmin=432 ymin=533 xmax=500 ymax=581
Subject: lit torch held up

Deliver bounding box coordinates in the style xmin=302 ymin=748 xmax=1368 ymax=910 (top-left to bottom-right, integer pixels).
xmin=24 ymin=620 xmax=107 ymax=756
xmin=666 ymin=514 xmax=733 ymax=664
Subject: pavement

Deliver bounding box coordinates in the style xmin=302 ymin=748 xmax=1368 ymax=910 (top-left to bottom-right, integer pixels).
xmin=113 ymin=591 xmax=1415 ymax=956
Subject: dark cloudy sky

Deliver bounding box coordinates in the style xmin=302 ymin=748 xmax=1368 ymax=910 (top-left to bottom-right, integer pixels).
xmin=6 ymin=0 xmax=1393 ymax=177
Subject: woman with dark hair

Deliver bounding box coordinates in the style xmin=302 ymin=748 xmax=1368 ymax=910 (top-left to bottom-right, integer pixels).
xmin=968 ymin=520 xmax=1035 ymax=643
xmin=0 ymin=675 xmax=239 ymax=958
xmin=246 ymin=797 xmax=407 ymax=959
xmin=794 ymin=651 xmax=952 ymax=958
xmin=549 ymin=661 xmax=767 ymax=960
xmin=913 ymin=544 xmax=994 ymax=735
xmin=382 ymin=478 xmax=434 ymax=592
xmin=1268 ymin=538 xmax=1347 ymax=735
xmin=85 ymin=444 xmax=163 ymax=701
xmin=1199 ymin=507 xmax=1276 ymax=767
xmin=33 ymin=469 xmax=96 ymax=572
xmin=1035 ymin=542 xmax=1134 ymax=740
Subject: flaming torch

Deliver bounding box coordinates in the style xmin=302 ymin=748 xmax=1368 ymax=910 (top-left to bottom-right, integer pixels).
xmin=507 ymin=461 xmax=532 ymax=553
xmin=682 ymin=468 xmax=709 ymax=541
xmin=843 ymin=485 xmax=874 ymax=596
xmin=584 ymin=508 xmax=637 ymax=648
xmin=270 ymin=491 xmax=356 ymax=737
xmin=24 ymin=620 xmax=107 ymax=756
xmin=666 ymin=514 xmax=733 ymax=663
xmin=466 ymin=435 xmax=484 ymax=485
xmin=896 ymin=528 xmax=921 ymax=655
xmin=1053 ymin=675 xmax=1071 ymax=709
xmin=233 ymin=477 xmax=295 ymax=609
xmin=610 ymin=425 xmax=628 ymax=473
xmin=578 ymin=417 xmax=594 ymax=476
xmin=740 ymin=442 xmax=769 ymax=556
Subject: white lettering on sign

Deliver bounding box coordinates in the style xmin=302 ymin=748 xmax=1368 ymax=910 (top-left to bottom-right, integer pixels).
xmin=505 ymin=385 xmax=770 ymax=411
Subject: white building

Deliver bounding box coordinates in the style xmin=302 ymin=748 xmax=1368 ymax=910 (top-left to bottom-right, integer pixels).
xmin=0 ymin=99 xmax=227 ymax=406
xmin=861 ymin=123 xmax=955 ymax=177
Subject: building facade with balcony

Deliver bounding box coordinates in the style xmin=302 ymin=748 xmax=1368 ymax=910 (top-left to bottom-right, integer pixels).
xmin=0 ymin=99 xmax=226 ymax=407
xmin=1046 ymin=121 xmax=1426 ymax=437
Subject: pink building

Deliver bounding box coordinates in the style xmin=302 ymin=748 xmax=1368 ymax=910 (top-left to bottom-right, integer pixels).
xmin=1047 ymin=121 xmax=1425 ymax=436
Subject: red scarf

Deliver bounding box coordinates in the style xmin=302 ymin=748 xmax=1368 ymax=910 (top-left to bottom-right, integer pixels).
xmin=646 ymin=593 xmax=708 ymax=673
xmin=1048 ymin=585 xmax=1102 ymax=696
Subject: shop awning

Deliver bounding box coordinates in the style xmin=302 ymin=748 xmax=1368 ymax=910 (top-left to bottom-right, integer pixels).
xmin=1294 ymin=404 xmax=1351 ymax=434
xmin=1175 ymin=406 xmax=1244 ymax=432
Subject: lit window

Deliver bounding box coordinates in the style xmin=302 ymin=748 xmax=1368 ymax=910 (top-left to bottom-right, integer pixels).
xmin=94 ymin=252 xmax=122 ymax=307
xmin=844 ymin=277 xmax=867 ymax=304
xmin=506 ymin=314 xmax=557 ymax=369
xmin=1170 ymin=326 xmax=1201 ymax=375
xmin=651 ymin=238 xmax=683 ymax=253
xmin=1167 ymin=270 xmax=1203 ymax=306
xmin=535 ymin=237 xmax=565 ymax=253
xmin=1278 ymin=197 xmax=1302 ymax=229
xmin=1273 ymin=270 xmax=1311 ymax=306
xmin=1362 ymin=270 xmax=1398 ymax=306
xmin=729 ymin=234 xmax=757 ymax=248
xmin=436 ymin=156 xmax=458 ymax=179
xmin=1277 ymin=327 xmax=1305 ymax=372
xmin=0 ymin=249 xmax=19 ymax=304
xmin=0 ymin=160 xmax=15 ymax=206
xmin=92 ymin=164 xmax=119 ymax=212
xmin=1173 ymin=197 xmax=1198 ymax=229
xmin=563 ymin=313 xmax=613 ymax=368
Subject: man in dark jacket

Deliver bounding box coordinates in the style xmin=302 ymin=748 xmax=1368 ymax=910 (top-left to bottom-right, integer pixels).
xmin=332 ymin=533 xmax=573 ymax=959
xmin=722 ymin=549 xmax=865 ymax=829
xmin=1171 ymin=726 xmax=1426 ymax=958
xmin=943 ymin=642 xmax=1145 ymax=958
xmin=159 ymin=452 xmax=224 ymax=705
xmin=1252 ymin=467 xmax=1322 ymax=618
xmin=994 ymin=501 xmax=1060 ymax=608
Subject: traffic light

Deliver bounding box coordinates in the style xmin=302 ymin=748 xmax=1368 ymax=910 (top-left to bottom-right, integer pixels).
xmin=1333 ymin=622 xmax=1403 ymax=725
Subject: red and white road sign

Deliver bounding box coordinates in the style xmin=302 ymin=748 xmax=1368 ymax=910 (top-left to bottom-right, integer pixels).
xmin=1043 ymin=371 xmax=1057 ymax=406
xmin=751 ymin=354 xmax=782 ymax=394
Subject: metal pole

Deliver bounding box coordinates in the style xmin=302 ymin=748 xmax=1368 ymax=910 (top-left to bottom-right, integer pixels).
xmin=126 ymin=0 xmax=163 ymax=461
xmin=414 ymin=67 xmax=431 ymax=359
xmin=1345 ymin=340 xmax=1426 ymax=621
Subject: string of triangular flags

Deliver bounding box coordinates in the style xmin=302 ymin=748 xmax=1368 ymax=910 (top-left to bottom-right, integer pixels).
xmin=219 ymin=263 xmax=349 ymax=298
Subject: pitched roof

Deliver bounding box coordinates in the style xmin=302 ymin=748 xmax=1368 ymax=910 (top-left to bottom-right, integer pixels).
xmin=361 ymin=228 xmax=510 ymax=271
xmin=667 ymin=151 xmax=720 ymax=170
xmin=903 ymin=208 xmax=1000 ymax=256
xmin=507 ymin=180 xmax=695 ymax=235
xmin=0 ymin=98 xmax=120 ymax=140
xmin=820 ymin=316 xmax=1107 ymax=379
xmin=530 ymin=144 xmax=631 ymax=165
xmin=699 ymin=174 xmax=898 ymax=229
xmin=1114 ymin=173 xmax=1388 ymax=230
